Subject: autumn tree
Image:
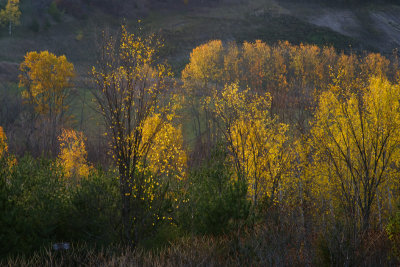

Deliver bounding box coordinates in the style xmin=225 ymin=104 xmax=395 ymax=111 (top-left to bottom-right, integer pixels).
xmin=19 ymin=51 xmax=75 ymax=155
xmin=58 ymin=128 xmax=91 ymax=184
xmin=310 ymin=76 xmax=400 ymax=233
xmin=181 ymin=40 xmax=224 ymax=143
xmin=92 ymin=25 xmax=185 ymax=245
xmin=0 ymin=0 xmax=20 ymax=35
xmin=208 ymin=83 xmax=289 ymax=205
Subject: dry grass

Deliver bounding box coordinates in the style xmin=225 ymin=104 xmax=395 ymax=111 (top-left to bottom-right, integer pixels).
xmin=3 ymin=237 xmax=234 ymax=267
xmin=2 ymin=222 xmax=309 ymax=266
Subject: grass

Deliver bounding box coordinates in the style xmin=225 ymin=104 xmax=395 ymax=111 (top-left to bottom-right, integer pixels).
xmin=2 ymin=238 xmax=229 ymax=266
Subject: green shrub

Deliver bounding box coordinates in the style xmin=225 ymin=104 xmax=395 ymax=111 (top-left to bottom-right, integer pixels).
xmin=0 ymin=156 xmax=120 ymax=257
xmin=180 ymin=144 xmax=251 ymax=235
xmin=66 ymin=169 xmax=120 ymax=246
xmin=0 ymin=156 xmax=66 ymax=256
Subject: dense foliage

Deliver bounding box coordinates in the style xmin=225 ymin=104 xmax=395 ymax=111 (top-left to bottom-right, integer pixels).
xmin=2 ymin=23 xmax=400 ymax=265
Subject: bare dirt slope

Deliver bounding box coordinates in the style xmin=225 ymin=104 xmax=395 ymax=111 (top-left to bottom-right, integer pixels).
xmin=287 ymin=2 xmax=400 ymax=53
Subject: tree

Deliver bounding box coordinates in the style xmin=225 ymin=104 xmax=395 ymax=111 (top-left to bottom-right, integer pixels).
xmin=208 ymin=83 xmax=289 ymax=205
xmin=58 ymin=128 xmax=92 ymax=183
xmin=310 ymin=76 xmax=400 ymax=232
xmin=0 ymin=0 xmax=21 ymax=35
xmin=182 ymin=40 xmax=224 ymax=142
xmin=92 ymin=25 xmax=185 ymax=245
xmin=19 ymin=51 xmax=75 ymax=155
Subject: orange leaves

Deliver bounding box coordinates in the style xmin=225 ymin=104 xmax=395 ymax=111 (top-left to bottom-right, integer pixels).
xmin=361 ymin=52 xmax=390 ymax=80
xmin=58 ymin=128 xmax=92 ymax=181
xmin=183 ymin=40 xmax=223 ymax=82
xmin=19 ymin=51 xmax=75 ymax=116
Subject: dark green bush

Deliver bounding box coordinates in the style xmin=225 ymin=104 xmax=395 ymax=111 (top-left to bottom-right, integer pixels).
xmin=0 ymin=156 xmax=120 ymax=257
xmin=180 ymin=144 xmax=251 ymax=235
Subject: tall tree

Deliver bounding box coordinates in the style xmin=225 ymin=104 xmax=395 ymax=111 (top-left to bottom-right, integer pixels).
xmin=92 ymin=25 xmax=185 ymax=245
xmin=0 ymin=0 xmax=21 ymax=35
xmin=19 ymin=51 xmax=75 ymax=155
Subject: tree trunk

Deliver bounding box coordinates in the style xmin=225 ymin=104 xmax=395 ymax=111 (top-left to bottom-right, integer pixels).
xmin=9 ymin=21 xmax=11 ymax=36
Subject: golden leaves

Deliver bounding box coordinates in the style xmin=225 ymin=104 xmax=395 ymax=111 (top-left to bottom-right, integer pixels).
xmin=19 ymin=51 xmax=75 ymax=116
xmin=139 ymin=115 xmax=187 ymax=180
xmin=0 ymin=126 xmax=17 ymax=171
xmin=0 ymin=126 xmax=8 ymax=159
xmin=211 ymin=83 xmax=288 ymax=201
xmin=310 ymin=76 xmax=400 ymax=221
xmin=182 ymin=40 xmax=224 ymax=83
xmin=58 ymin=128 xmax=92 ymax=181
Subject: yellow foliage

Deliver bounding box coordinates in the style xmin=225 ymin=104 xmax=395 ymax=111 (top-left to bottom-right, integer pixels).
xmin=19 ymin=51 xmax=75 ymax=116
xmin=182 ymin=40 xmax=224 ymax=94
xmin=183 ymin=40 xmax=395 ymax=124
xmin=91 ymin=25 xmax=183 ymax=223
xmin=0 ymin=126 xmax=8 ymax=159
xmin=58 ymin=128 xmax=92 ymax=180
xmin=310 ymin=76 xmax=400 ymax=229
xmin=138 ymin=114 xmax=187 ymax=182
xmin=0 ymin=0 xmax=21 ymax=26
xmin=361 ymin=53 xmax=390 ymax=79
xmin=210 ymin=83 xmax=289 ymax=203
xmin=0 ymin=126 xmax=17 ymax=171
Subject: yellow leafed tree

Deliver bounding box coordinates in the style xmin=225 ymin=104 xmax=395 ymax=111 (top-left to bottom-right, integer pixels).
xmin=209 ymin=83 xmax=289 ymax=204
xmin=182 ymin=40 xmax=224 ymax=90
xmin=92 ymin=25 xmax=183 ymax=245
xmin=0 ymin=0 xmax=21 ymax=35
xmin=58 ymin=128 xmax=91 ymax=181
xmin=20 ymin=51 xmax=75 ymax=116
xmin=310 ymin=76 xmax=400 ymax=232
xmin=19 ymin=51 xmax=75 ymax=154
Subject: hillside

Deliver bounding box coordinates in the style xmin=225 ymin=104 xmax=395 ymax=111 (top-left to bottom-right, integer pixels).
xmin=0 ymin=0 xmax=399 ymax=82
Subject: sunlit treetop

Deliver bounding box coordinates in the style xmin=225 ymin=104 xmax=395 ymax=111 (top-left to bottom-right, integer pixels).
xmin=58 ymin=128 xmax=92 ymax=180
xmin=19 ymin=51 xmax=75 ymax=116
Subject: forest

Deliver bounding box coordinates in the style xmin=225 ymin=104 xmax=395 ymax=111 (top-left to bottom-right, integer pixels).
xmin=1 ymin=0 xmax=400 ymax=266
